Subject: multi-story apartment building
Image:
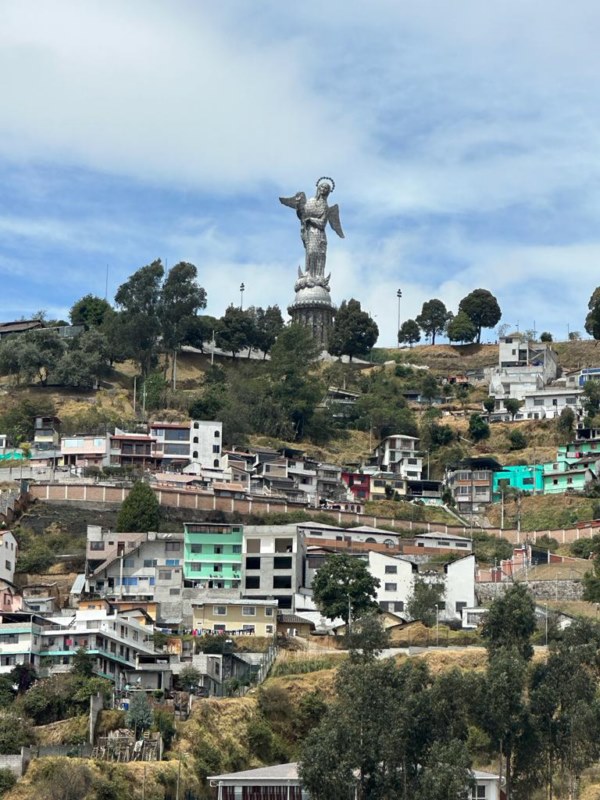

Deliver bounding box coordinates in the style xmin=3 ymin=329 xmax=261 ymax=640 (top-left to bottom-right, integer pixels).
xmin=61 ymin=433 xmax=110 ymax=468
xmin=151 ymin=420 xmax=223 ymax=471
xmin=445 ymin=458 xmax=502 ymax=513
xmin=191 ymin=593 xmax=278 ymax=636
xmin=109 ymin=430 xmax=158 ymax=470
xmin=489 ymin=335 xmax=559 ymax=403
xmin=368 ymin=434 xmax=423 ymax=480
xmin=0 ymin=608 xmax=170 ymax=688
xmin=368 ymin=551 xmax=475 ymax=622
xmin=86 ymin=528 xmax=184 ymax=623
xmin=241 ymin=526 xmax=305 ymax=611
xmin=183 ymin=523 xmax=243 ymax=590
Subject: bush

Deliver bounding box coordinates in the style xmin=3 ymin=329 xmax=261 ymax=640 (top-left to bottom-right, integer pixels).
xmin=508 ymin=429 xmax=528 ymax=450
xmin=0 ymin=768 xmax=16 ymax=797
xmin=116 ymin=481 xmax=160 ymax=532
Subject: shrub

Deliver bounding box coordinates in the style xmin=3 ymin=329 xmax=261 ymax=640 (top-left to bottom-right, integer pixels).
xmin=508 ymin=429 xmax=527 ymax=450
xmin=0 ymin=767 xmax=16 ymax=797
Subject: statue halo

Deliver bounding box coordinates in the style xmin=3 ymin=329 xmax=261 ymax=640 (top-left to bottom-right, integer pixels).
xmin=316 ymin=176 xmax=335 ymax=193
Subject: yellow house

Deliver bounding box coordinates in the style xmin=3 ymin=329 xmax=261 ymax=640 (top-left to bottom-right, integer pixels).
xmin=192 ymin=596 xmax=278 ymax=637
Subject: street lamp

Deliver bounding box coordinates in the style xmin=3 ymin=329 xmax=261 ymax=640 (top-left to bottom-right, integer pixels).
xmin=240 ymin=282 xmax=245 ymax=310
xmin=396 ymin=289 xmax=402 ymax=347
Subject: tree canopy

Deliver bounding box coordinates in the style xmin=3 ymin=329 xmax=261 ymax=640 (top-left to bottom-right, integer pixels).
xmin=116 ymin=481 xmax=161 ymax=532
xmin=458 ymin=289 xmax=502 ymax=343
xmin=329 ymin=298 xmax=379 ymax=360
xmin=416 ymin=299 xmax=449 ymax=345
xmin=312 ymin=553 xmax=380 ymax=624
xmin=398 ymin=318 xmax=421 ymax=347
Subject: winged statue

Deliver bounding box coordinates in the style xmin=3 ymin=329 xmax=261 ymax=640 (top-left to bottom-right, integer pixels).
xmin=280 ymin=177 xmax=344 ymax=281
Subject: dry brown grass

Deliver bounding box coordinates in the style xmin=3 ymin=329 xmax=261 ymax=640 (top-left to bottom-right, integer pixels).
xmin=33 ymin=715 xmax=88 ymax=746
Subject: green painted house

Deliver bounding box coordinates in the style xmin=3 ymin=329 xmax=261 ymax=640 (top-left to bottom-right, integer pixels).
xmin=492 ymin=465 xmax=544 ymax=501
xmin=542 ymin=457 xmax=598 ymax=494
xmin=183 ymin=522 xmax=243 ymax=589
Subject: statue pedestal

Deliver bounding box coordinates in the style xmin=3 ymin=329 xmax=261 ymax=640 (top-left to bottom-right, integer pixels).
xmin=288 ymin=283 xmax=335 ymax=349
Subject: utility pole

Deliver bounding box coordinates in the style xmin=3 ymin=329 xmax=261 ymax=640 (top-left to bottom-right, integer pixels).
xmin=240 ymin=282 xmax=245 ymax=310
xmin=397 ymin=288 xmax=402 ymax=346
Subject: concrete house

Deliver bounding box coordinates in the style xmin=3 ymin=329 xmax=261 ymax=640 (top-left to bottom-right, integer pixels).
xmin=183 ymin=522 xmax=243 ymax=590
xmin=191 ymin=593 xmax=278 ymax=637
xmin=242 ymin=526 xmax=305 ymax=611
xmin=489 ymin=335 xmax=558 ymax=403
xmin=368 ymin=434 xmax=423 ymax=480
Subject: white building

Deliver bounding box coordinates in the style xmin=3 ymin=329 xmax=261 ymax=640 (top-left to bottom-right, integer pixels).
xmin=367 ymin=551 xmax=475 ymax=623
xmin=368 ymin=434 xmax=423 ymax=480
xmin=414 ymin=532 xmax=473 ymax=552
xmin=489 ymin=335 xmax=559 ymax=403
xmin=521 ymin=388 xmax=582 ymax=420
xmin=150 ymin=419 xmax=223 ymax=471
xmin=0 ymin=531 xmax=17 ymax=585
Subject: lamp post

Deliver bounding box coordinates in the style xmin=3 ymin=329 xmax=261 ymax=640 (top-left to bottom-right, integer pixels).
xmin=396 ymin=289 xmax=402 ymax=346
xmin=240 ymin=282 xmax=245 ymax=310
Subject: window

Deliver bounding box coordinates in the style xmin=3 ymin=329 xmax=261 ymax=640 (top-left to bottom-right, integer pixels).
xmin=266 ymin=625 xmax=274 ymax=634
xmin=193 ymin=436 xmax=199 ymax=444
xmin=122 ymin=577 xmax=138 ymax=586
xmin=214 ymin=545 xmax=223 ymax=555
xmin=158 ymin=570 xmax=172 ymax=581
xmin=213 ymin=564 xmax=222 ymax=573
xmin=242 ymin=625 xmax=255 ymax=633
xmin=90 ymin=541 xmax=105 ymax=551
xmin=166 ymin=559 xmax=180 ymax=566
xmin=384 ymin=583 xmax=397 ymax=592
xmin=213 ymin=606 xmax=227 ymax=616
xmin=190 ymin=544 xmax=203 ymax=553
xmin=0 ymin=634 xmax=18 ymax=644
xmin=384 ymin=565 xmax=397 ymax=574
xmin=214 ymin=430 xmax=220 ymax=438
xmin=264 ymin=607 xmax=273 ymax=616
xmin=5 ymin=561 xmax=10 ymax=571
xmin=394 ymin=601 xmax=404 ymax=613
xmin=273 ymin=556 xmax=292 ymax=570
xmin=165 ymin=541 xmax=181 ymax=552
xmin=232 ymin=545 xmax=242 ymax=554
xmin=242 ymin=606 xmax=256 ymax=616
xmin=246 ymin=576 xmax=261 ymax=589
xmin=170 ymin=588 xmax=181 ymax=596
xmin=123 ymin=559 xmax=135 ymax=569
xmin=247 ymin=539 xmax=261 ymax=554
xmin=246 ymin=557 xmax=261 ymax=570
xmin=190 ymin=562 xmax=203 ymax=571
xmin=472 ymin=786 xmax=486 ymax=799
xmin=456 ymin=601 xmax=467 ymax=613
xmin=273 ymin=575 xmax=292 ymax=589
xmin=212 ymin=445 xmax=220 ymax=454
xmin=192 ymin=451 xmax=198 ymax=459
xmin=143 ymin=559 xmax=157 ymax=568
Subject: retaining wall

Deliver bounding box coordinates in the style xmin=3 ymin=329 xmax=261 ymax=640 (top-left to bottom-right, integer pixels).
xmin=28 ymin=482 xmax=600 ymax=544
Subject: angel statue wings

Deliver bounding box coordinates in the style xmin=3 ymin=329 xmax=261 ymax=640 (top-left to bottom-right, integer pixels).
xmin=280 ymin=176 xmax=344 ymax=281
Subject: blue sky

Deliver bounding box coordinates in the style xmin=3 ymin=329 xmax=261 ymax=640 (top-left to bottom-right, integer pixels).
xmin=1 ymin=1 xmax=600 ymax=346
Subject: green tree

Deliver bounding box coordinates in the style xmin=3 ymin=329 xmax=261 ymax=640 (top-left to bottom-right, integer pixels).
xmin=247 ymin=305 xmax=284 ymax=357
xmin=468 ymin=413 xmax=490 ymax=442
xmin=116 ymin=481 xmax=160 ymax=532
xmin=557 ymin=406 xmax=575 ymax=439
xmin=407 ymin=579 xmax=444 ymax=627
xmin=160 ymin=261 xmax=207 ymax=385
xmin=398 ymin=318 xmax=421 ymax=347
xmin=71 ymin=647 xmax=94 ymax=678
xmin=312 ymin=554 xmax=380 ymax=624
xmin=268 ymin=324 xmax=323 ymax=439
xmin=421 ymin=374 xmax=439 ymax=404
xmin=346 ymin=612 xmax=390 ymax=661
xmin=504 ymin=398 xmax=522 ymax=419
xmin=508 ymin=429 xmax=527 ymax=450
xmin=69 ymin=294 xmax=112 ymax=329
xmin=179 ymin=665 xmax=202 ymax=693
xmin=582 ymin=379 xmax=600 ymax=425
xmin=216 ymin=305 xmax=254 ymax=358
xmin=114 ymin=260 xmax=164 ymax=376
xmin=540 ymin=331 xmax=553 ymax=342
xmin=0 ymin=710 xmax=34 ymax=753
xmin=458 ymin=288 xmax=502 ymax=343
xmin=0 ymin=767 xmax=16 ymax=797
xmin=585 ymin=286 xmax=600 ymax=340
xmin=483 ymin=397 xmax=496 ymax=414
xmin=126 ymin=691 xmax=153 ymax=737
xmin=415 ymin=740 xmax=473 ymax=800
xmin=416 ymin=299 xmax=449 ymax=345
xmin=481 ymin=584 xmax=536 ymax=661
xmin=446 ymin=311 xmax=477 ymax=344
xmin=329 ymin=299 xmax=379 ymax=361
xmin=17 ymin=541 xmax=55 ymax=573
xmin=183 ymin=314 xmax=222 ymax=352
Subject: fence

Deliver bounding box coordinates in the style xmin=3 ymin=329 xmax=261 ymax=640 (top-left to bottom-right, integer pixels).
xmin=28 ymin=481 xmax=600 ymax=545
